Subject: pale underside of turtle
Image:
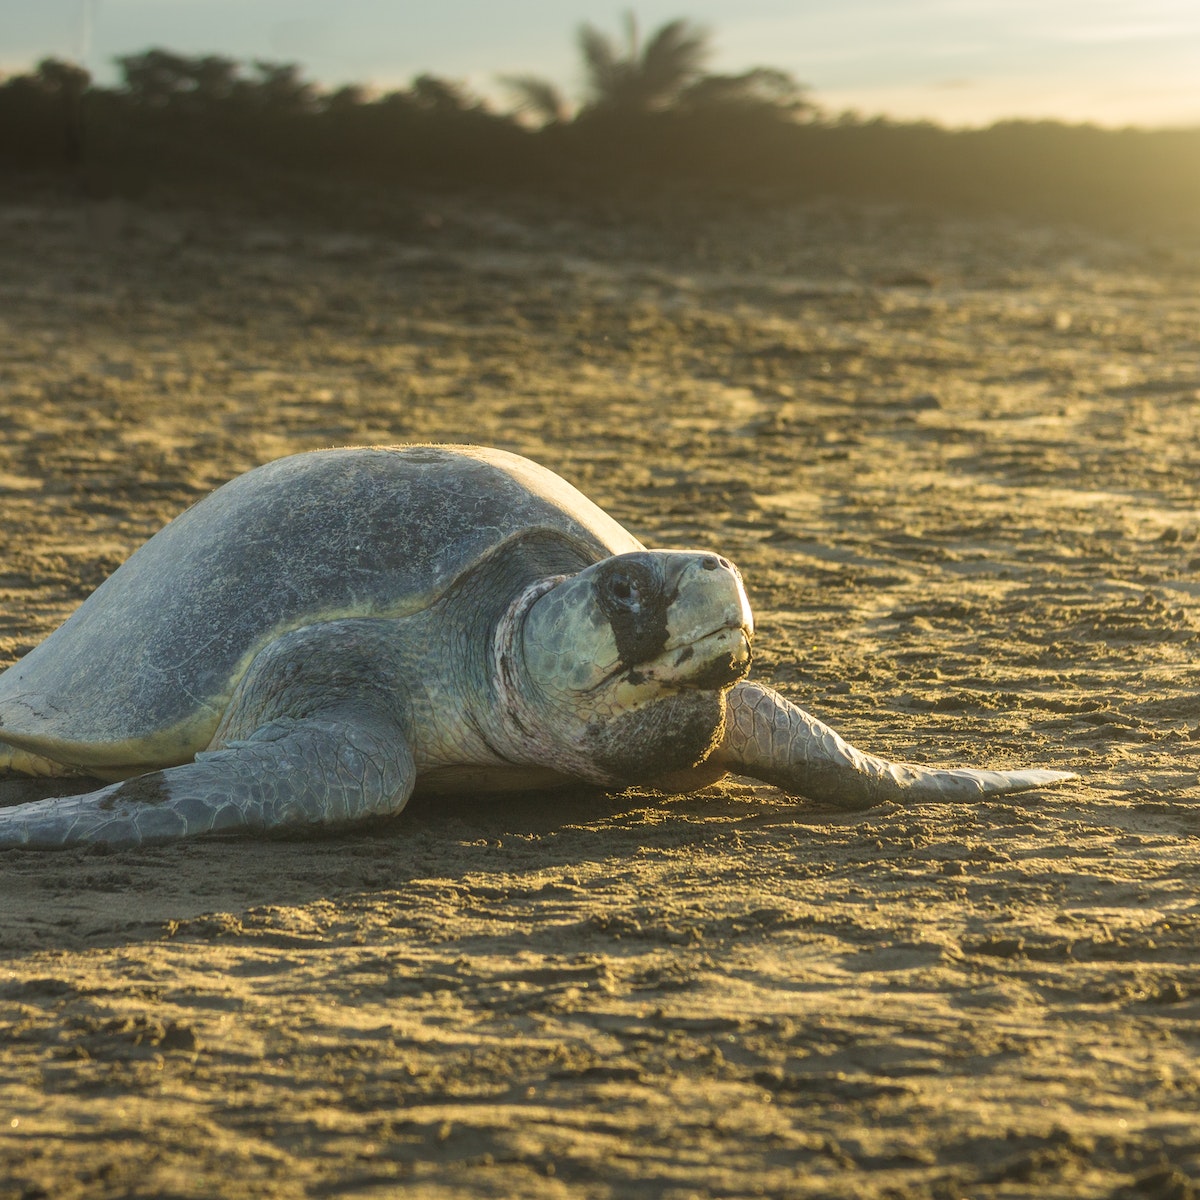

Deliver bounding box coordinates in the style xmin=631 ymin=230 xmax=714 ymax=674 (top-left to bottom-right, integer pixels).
xmin=0 ymin=445 xmax=1075 ymax=850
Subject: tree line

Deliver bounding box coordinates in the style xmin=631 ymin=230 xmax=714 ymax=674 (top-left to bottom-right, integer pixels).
xmin=2 ymin=15 xmax=1197 ymax=236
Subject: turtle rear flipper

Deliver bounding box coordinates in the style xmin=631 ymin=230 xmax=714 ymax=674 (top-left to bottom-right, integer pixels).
xmin=717 ymin=680 xmax=1077 ymax=809
xmin=0 ymin=713 xmax=415 ymax=850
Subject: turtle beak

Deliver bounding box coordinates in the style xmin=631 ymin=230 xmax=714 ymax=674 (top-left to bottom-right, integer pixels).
xmin=661 ymin=552 xmax=754 ymax=652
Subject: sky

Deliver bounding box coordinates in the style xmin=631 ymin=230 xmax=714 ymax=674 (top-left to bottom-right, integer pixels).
xmin=3 ymin=0 xmax=1199 ymax=129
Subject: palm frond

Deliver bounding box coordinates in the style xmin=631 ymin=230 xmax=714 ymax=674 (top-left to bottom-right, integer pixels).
xmin=637 ymin=19 xmax=708 ymax=108
xmin=578 ymin=23 xmax=623 ymax=98
xmin=499 ymin=73 xmax=570 ymax=124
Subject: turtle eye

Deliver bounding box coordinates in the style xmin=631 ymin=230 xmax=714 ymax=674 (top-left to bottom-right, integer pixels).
xmin=606 ymin=572 xmax=641 ymax=610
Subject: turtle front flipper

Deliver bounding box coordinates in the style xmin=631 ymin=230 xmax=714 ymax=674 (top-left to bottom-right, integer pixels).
xmin=0 ymin=713 xmax=416 ymax=850
xmin=715 ymin=680 xmax=1077 ymax=809
xmin=0 ymin=618 xmax=425 ymax=851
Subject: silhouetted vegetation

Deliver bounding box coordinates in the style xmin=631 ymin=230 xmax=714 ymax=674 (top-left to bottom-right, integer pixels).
xmin=2 ymin=21 xmax=1198 ymax=238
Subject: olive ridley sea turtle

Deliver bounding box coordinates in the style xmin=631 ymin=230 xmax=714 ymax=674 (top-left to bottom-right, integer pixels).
xmin=0 ymin=445 xmax=1075 ymax=849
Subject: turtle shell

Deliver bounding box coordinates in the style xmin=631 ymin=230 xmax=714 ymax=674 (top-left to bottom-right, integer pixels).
xmin=0 ymin=445 xmax=641 ymax=773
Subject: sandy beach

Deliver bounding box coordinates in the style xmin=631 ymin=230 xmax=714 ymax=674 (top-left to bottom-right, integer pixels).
xmin=1 ymin=194 xmax=1198 ymax=1198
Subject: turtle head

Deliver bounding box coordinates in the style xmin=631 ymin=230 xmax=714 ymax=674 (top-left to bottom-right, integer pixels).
xmin=501 ymin=551 xmax=753 ymax=785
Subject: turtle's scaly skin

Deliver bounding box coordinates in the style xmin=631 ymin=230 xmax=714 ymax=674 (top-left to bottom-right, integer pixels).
xmin=0 ymin=446 xmax=1076 ymax=850
xmin=715 ymin=681 xmax=1073 ymax=807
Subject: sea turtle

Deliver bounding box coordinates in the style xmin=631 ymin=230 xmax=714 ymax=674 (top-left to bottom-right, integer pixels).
xmin=0 ymin=445 xmax=1075 ymax=849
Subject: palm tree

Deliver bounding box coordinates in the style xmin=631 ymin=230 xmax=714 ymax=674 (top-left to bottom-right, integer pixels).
xmin=578 ymin=13 xmax=710 ymax=114
xmin=501 ymin=13 xmax=711 ymax=125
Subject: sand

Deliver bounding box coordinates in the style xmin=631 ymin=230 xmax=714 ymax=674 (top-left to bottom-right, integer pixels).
xmin=1 ymin=194 xmax=1198 ymax=1199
